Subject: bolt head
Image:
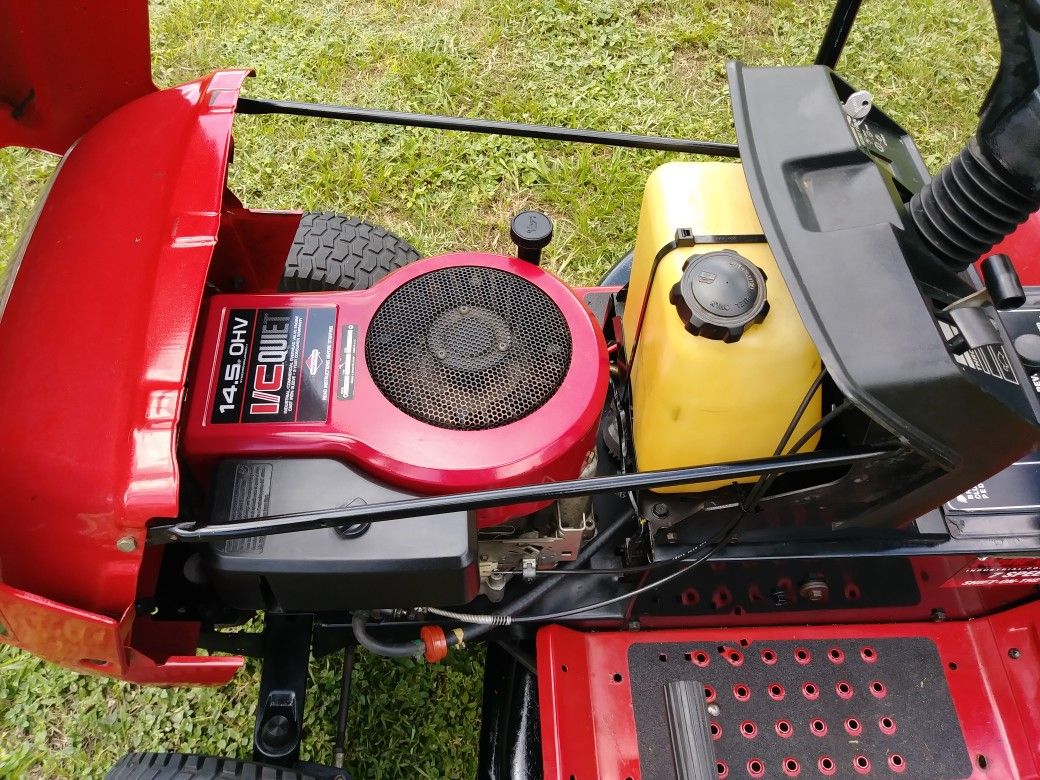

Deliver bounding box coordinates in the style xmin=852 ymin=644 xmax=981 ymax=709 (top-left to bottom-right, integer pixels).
xmin=116 ymin=536 xmax=138 ymax=553
xmin=1009 ymin=648 xmax=1022 ymax=660
xmin=799 ymin=579 xmax=829 ymax=602
xmin=707 ymin=703 xmax=721 ymax=717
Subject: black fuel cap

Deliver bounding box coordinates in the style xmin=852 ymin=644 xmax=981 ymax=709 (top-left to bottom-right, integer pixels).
xmin=669 ymin=249 xmax=769 ymax=342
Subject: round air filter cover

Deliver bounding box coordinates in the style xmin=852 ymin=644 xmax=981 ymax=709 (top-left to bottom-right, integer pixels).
xmin=366 ymin=265 xmax=573 ymax=430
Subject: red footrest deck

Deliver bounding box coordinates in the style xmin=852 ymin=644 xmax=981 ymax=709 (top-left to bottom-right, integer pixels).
xmin=537 ymin=601 xmax=1040 ymax=779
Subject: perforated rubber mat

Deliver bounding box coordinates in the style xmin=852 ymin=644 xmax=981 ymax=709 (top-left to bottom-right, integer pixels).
xmin=628 ymin=638 xmax=971 ymax=779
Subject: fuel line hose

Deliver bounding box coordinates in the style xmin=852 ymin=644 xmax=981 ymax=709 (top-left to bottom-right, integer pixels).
xmin=350 ymin=507 xmax=635 ymax=659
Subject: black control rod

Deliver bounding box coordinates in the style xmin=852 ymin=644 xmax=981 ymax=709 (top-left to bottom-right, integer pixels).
xmin=815 ymin=0 xmax=865 ymax=69
xmin=236 ymin=96 xmax=740 ymax=157
xmin=152 ymin=446 xmax=895 ymax=544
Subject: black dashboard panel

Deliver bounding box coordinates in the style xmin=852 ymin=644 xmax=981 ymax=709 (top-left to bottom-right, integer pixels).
xmin=728 ymin=62 xmax=1040 ymax=527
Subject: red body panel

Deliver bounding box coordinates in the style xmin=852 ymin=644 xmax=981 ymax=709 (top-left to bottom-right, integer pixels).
xmin=0 ymin=71 xmax=251 ymax=685
xmin=183 ymin=253 xmax=609 ymax=526
xmin=0 ymin=1 xmax=154 ymax=154
xmin=211 ymin=204 xmax=305 ymax=294
xmin=0 ymin=582 xmax=238 ymax=685
xmin=631 ymin=556 xmax=1040 ymax=629
xmin=538 ymin=600 xmax=1040 ymax=779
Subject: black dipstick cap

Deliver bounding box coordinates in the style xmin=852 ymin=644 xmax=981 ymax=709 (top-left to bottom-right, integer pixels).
xmin=510 ymin=211 xmax=553 ymax=265
xmin=669 ymin=250 xmax=769 ymax=342
xmin=981 ymin=253 xmax=1025 ymax=310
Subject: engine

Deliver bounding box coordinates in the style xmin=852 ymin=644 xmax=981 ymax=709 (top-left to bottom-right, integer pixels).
xmin=184 ymin=252 xmax=607 ymax=610
xmin=181 ymin=160 xmax=1040 ymax=618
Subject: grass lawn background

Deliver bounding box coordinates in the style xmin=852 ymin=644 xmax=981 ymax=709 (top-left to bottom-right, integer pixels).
xmin=0 ymin=0 xmax=997 ymax=776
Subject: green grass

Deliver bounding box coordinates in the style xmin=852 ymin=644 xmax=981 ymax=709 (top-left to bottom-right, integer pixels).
xmin=0 ymin=0 xmax=998 ymax=776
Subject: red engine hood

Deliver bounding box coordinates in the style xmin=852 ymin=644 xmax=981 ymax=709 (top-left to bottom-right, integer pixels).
xmin=0 ymin=1 xmax=155 ymax=154
xmin=0 ymin=69 xmax=250 ymax=686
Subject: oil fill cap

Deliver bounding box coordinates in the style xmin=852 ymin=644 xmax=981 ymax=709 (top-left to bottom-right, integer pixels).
xmin=669 ymin=249 xmax=769 ymax=342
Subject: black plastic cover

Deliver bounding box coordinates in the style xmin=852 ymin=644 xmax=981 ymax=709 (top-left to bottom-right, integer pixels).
xmin=728 ymin=62 xmax=1040 ymax=527
xmin=207 ymin=458 xmax=478 ymax=611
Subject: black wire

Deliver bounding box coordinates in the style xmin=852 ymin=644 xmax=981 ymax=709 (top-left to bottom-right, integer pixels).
xmin=752 ymin=398 xmax=851 ymax=501
xmin=490 ymin=368 xmax=829 ymax=578
xmin=457 ymin=508 xmax=636 ymax=643
xmin=453 ymin=369 xmax=832 ymax=625
xmin=349 ymin=370 xmax=836 ymax=648
xmin=609 ymin=377 xmax=640 ymax=514
xmin=510 ymin=502 xmax=749 ymax=622
xmin=504 ymin=371 xmax=827 ymax=620
xmin=489 ymin=515 xmax=739 ymax=576
xmin=774 ymin=369 xmax=827 ymax=456
xmin=740 ymin=367 xmax=827 ymax=509
xmin=787 ymin=398 xmax=849 ymax=456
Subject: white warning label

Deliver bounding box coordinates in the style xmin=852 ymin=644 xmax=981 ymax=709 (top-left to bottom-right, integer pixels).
xmin=938 ymin=321 xmax=1019 ymax=385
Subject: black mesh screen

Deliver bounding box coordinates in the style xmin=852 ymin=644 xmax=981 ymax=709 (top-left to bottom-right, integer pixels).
xmin=366 ymin=266 xmax=573 ymax=430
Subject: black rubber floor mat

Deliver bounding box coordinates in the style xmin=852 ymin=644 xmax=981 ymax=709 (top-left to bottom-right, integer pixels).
xmin=628 ymin=638 xmax=971 ymax=779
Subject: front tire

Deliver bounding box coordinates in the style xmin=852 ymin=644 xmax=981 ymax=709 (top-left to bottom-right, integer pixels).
xmin=280 ymin=212 xmax=422 ymax=292
xmin=106 ymin=752 xmax=320 ymax=779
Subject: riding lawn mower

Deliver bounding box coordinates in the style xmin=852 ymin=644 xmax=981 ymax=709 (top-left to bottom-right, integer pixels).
xmin=4 ymin=0 xmax=1040 ymax=777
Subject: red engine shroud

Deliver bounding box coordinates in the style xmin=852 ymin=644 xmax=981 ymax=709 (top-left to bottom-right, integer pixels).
xmin=183 ymin=253 xmax=609 ymax=526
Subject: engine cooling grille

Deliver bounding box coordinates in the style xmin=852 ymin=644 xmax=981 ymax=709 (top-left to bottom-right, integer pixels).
xmin=366 ymin=266 xmax=572 ymax=430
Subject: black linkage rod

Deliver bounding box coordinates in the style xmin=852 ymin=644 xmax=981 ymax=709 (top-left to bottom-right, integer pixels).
xmin=236 ymin=96 xmax=740 ymax=157
xmin=153 ymin=446 xmax=895 ymax=544
xmin=815 ymin=0 xmax=865 ymax=68
xmin=332 ymin=642 xmax=355 ymax=771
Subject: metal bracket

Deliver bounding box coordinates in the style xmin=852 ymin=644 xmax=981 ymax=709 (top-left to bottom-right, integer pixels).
xmin=253 ymin=614 xmax=313 ymax=767
xmin=479 ymin=505 xmax=595 ymax=578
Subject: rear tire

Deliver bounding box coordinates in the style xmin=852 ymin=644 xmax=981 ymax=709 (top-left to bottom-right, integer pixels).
xmin=280 ymin=212 xmax=421 ymax=292
xmin=106 ymin=752 xmax=318 ymax=779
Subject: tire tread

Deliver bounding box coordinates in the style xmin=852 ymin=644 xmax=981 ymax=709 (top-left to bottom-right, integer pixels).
xmin=106 ymin=752 xmax=318 ymax=780
xmin=280 ymin=212 xmax=421 ymax=292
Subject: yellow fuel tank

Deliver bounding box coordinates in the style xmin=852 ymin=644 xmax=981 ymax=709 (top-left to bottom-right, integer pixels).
xmin=625 ymin=162 xmax=822 ymax=493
